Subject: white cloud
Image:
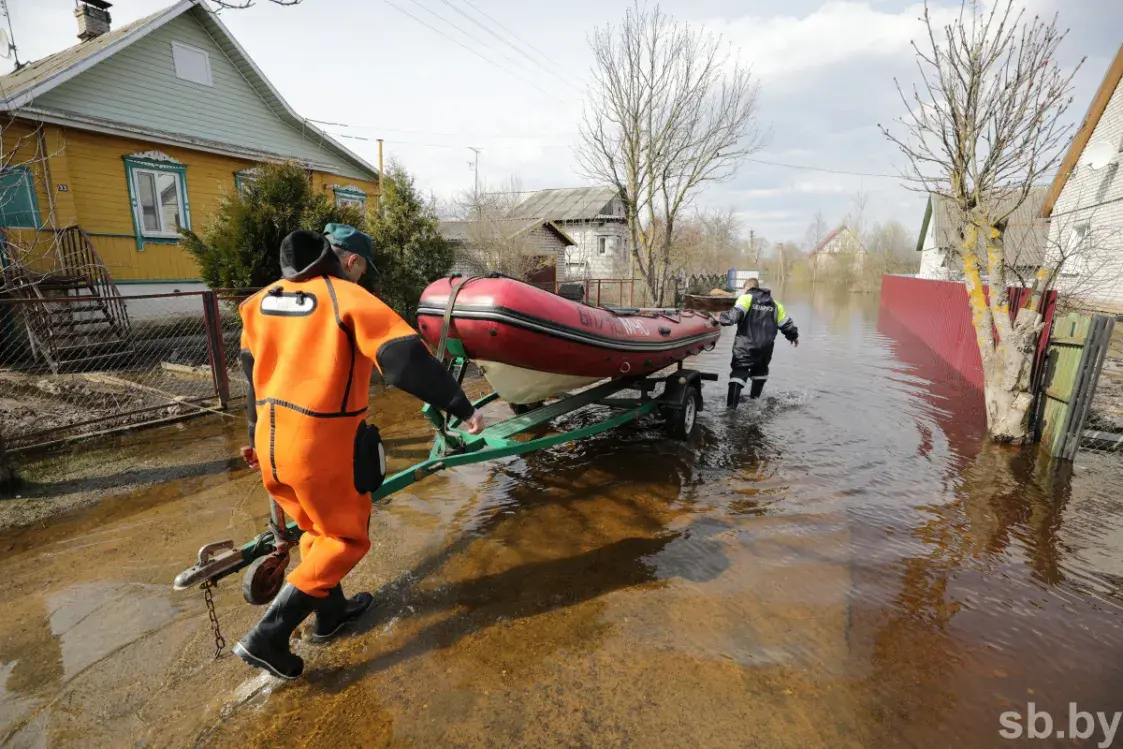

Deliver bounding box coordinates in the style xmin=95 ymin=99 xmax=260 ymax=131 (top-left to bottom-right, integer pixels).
xmin=713 ymin=1 xmax=959 ymax=80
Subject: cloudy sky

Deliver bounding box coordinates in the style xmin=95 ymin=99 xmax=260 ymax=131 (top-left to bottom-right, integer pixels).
xmin=6 ymin=0 xmax=1120 ymax=245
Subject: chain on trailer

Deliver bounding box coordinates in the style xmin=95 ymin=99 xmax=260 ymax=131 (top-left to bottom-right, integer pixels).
xmin=201 ymin=579 xmax=226 ymax=659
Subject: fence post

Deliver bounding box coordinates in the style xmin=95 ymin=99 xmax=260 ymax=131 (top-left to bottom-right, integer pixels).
xmin=202 ymin=291 xmax=230 ymax=410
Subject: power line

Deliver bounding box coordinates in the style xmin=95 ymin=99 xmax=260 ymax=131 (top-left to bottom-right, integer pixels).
xmin=307 ymin=117 xmax=577 ymax=140
xmin=399 ymin=0 xmax=564 ymax=101
xmin=432 ymin=0 xmax=583 ymax=93
xmin=379 ymin=0 xmax=556 ymax=101
xmin=460 ymin=0 xmax=572 ymax=82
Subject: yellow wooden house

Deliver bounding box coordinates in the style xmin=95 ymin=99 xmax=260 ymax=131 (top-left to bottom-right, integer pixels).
xmin=0 ymin=0 xmax=380 ymax=296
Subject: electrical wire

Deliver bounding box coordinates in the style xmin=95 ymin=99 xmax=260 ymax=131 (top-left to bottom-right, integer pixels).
xmin=432 ymin=0 xmax=583 ymax=93
xmin=379 ymin=0 xmax=556 ymax=101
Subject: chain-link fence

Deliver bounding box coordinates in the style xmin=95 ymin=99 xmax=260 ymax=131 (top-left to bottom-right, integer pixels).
xmin=1084 ymin=315 xmax=1123 ymax=452
xmin=0 ymin=291 xmax=237 ymax=451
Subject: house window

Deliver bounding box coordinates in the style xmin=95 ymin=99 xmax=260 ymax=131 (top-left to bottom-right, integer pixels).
xmin=124 ymin=152 xmax=191 ymax=249
xmin=0 ymin=167 xmax=40 ymax=228
xmin=331 ymin=185 xmax=367 ymax=211
xmin=234 ymin=168 xmax=261 ymax=193
xmin=597 ymin=236 xmax=608 ymax=255
xmin=171 ymin=42 xmax=213 ymax=86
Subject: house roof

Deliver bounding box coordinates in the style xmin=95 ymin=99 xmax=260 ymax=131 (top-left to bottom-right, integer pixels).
xmin=811 ymin=226 xmax=865 ymax=254
xmin=508 ymin=186 xmax=622 ymax=222
xmin=0 ymin=0 xmax=378 ymax=180
xmin=1040 ymin=43 xmax=1123 ymax=218
xmin=917 ymin=187 xmax=1050 ymax=266
xmin=438 ymin=217 xmax=576 ymax=247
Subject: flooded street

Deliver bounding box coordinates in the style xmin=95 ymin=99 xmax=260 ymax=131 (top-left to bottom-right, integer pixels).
xmin=3 ymin=285 xmax=1123 ymax=748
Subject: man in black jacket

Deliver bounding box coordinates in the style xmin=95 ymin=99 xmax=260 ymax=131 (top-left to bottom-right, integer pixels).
xmin=718 ymin=278 xmax=799 ymax=407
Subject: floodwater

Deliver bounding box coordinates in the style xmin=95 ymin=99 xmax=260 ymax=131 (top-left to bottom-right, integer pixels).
xmin=2 ymin=285 xmax=1123 ymax=748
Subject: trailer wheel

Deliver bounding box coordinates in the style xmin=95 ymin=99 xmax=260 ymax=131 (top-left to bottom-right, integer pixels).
xmin=243 ymin=551 xmax=289 ymax=605
xmin=666 ymin=386 xmax=700 ymax=441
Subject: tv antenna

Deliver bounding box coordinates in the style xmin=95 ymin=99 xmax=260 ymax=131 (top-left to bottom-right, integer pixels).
xmin=0 ymin=0 xmax=21 ymax=69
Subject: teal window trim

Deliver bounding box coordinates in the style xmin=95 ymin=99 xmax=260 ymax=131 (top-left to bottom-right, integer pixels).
xmin=332 ymin=185 xmax=367 ymax=210
xmin=0 ymin=166 xmax=41 ymax=229
xmin=234 ymin=168 xmax=261 ymax=193
xmin=124 ymin=155 xmax=191 ymax=252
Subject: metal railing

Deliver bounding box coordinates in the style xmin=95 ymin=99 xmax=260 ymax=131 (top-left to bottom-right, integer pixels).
xmin=0 ymin=291 xmax=231 ymax=451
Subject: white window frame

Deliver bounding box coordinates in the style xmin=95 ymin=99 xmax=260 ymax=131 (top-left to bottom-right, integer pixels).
xmin=171 ymin=41 xmax=213 ymax=87
xmin=128 ymin=165 xmax=188 ymax=238
xmin=597 ymin=236 xmax=609 ymax=255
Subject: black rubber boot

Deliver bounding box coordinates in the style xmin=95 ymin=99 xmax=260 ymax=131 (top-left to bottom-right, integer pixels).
xmin=726 ymin=381 xmax=744 ymax=408
xmin=233 ymin=583 xmax=318 ymax=680
xmin=311 ymin=585 xmax=374 ymax=643
xmin=749 ymin=380 xmax=766 ymax=399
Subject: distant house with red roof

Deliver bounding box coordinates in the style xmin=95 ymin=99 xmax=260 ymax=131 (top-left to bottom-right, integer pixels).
xmin=810 ymin=225 xmax=866 ymax=275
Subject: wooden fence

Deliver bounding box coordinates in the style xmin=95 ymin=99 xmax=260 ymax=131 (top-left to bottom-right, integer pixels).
xmin=1038 ymin=312 xmax=1117 ymax=459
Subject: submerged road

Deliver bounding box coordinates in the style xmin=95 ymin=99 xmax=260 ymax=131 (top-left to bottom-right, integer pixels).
xmin=2 ymin=285 xmax=1123 ymax=748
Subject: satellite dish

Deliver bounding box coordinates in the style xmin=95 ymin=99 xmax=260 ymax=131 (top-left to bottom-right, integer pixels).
xmin=1080 ymin=140 xmax=1115 ymax=171
xmin=0 ymin=29 xmax=11 ymax=60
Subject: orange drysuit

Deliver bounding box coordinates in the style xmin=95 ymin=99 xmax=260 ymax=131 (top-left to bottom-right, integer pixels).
xmin=239 ymin=234 xmax=474 ymax=597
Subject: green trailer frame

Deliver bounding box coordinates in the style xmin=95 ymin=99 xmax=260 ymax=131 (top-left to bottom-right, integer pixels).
xmin=172 ymin=348 xmax=716 ymax=598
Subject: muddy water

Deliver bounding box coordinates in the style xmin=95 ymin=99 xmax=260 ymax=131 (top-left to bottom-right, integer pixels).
xmin=3 ymin=285 xmax=1123 ymax=748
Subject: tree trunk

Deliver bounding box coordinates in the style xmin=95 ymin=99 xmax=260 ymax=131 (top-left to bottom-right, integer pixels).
xmin=964 ymin=224 xmax=1043 ymax=444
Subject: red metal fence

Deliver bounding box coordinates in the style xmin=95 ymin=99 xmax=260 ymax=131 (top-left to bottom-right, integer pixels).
xmin=878 ymin=275 xmax=1057 ymax=392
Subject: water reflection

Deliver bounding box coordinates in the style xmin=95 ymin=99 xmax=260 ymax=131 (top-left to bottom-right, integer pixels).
xmin=0 ymin=284 xmax=1121 ymax=748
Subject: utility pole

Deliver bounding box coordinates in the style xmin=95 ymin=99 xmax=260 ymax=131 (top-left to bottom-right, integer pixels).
xmin=376 ymin=138 xmax=384 ymax=215
xmin=467 ymin=147 xmax=481 ymax=209
xmin=749 ymin=229 xmax=755 ymax=264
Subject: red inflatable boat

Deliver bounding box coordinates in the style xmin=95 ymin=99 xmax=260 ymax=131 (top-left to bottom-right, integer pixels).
xmin=417 ymin=276 xmax=720 ymax=404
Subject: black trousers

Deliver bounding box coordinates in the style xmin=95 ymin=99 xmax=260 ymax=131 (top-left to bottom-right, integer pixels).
xmin=730 ymin=342 xmax=774 ymax=399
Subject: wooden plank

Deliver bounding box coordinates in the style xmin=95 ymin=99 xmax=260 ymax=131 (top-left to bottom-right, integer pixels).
xmin=1041 ymin=312 xmax=1093 ymax=457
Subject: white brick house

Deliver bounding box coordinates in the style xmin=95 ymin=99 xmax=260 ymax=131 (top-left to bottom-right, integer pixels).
xmin=1040 ymin=44 xmax=1123 ymax=309
xmin=507 ymin=187 xmax=632 ymax=280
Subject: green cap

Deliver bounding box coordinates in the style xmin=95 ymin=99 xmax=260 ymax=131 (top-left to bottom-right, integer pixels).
xmin=323 ymin=223 xmax=374 ymax=263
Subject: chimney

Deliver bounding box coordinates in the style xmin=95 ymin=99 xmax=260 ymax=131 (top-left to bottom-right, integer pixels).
xmin=75 ymin=0 xmax=113 ymax=42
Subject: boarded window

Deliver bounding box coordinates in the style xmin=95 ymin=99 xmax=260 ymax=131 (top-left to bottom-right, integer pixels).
xmin=0 ymin=167 xmax=39 ymax=228
xmin=172 ymin=42 xmax=213 ymax=86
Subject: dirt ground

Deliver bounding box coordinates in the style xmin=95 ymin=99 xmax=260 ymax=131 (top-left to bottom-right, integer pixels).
xmin=0 ymin=368 xmax=221 ymax=451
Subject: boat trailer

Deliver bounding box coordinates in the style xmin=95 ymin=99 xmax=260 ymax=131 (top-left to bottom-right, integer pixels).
xmin=172 ymin=342 xmax=717 ymax=608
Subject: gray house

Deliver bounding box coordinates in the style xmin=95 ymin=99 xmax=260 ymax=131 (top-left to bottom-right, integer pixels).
xmin=507 ymin=187 xmax=631 ymax=280
xmin=439 ymin=217 xmax=575 ymax=282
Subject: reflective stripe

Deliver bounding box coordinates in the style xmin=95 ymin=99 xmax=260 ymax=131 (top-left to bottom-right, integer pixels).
xmin=750 ymin=376 xmax=769 ymax=381
xmin=735 ymin=294 xmax=752 ymax=312
xmin=729 ymin=376 xmax=748 ymax=386
xmin=778 ymin=315 xmax=793 ymax=328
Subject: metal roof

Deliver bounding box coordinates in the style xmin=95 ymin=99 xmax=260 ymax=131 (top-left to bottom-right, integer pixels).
xmin=0 ymin=2 xmax=190 ymax=108
xmin=919 ymin=187 xmax=1050 ymax=267
xmin=0 ymin=0 xmax=378 ymax=180
xmin=439 ymin=218 xmax=576 ymax=246
xmin=508 ymin=186 xmax=622 ymax=221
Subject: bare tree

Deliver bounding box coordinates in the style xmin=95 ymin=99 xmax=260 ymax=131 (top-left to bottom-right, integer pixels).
xmin=670 ymin=207 xmax=745 ymax=276
xmin=0 ymin=116 xmax=71 ymax=487
xmin=454 ymin=177 xmax=555 ymax=280
xmin=880 ymin=0 xmax=1082 ymax=443
xmin=576 ymin=2 xmax=766 ymax=305
xmin=804 ymin=210 xmax=828 ymax=284
xmin=770 ymin=241 xmax=802 ymax=287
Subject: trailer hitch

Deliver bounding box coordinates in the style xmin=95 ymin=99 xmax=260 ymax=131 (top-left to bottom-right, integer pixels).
xmin=172 ymin=539 xmax=244 ymax=591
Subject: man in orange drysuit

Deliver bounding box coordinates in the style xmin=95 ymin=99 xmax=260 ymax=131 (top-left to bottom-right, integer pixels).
xmin=233 ymin=224 xmax=484 ymax=680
